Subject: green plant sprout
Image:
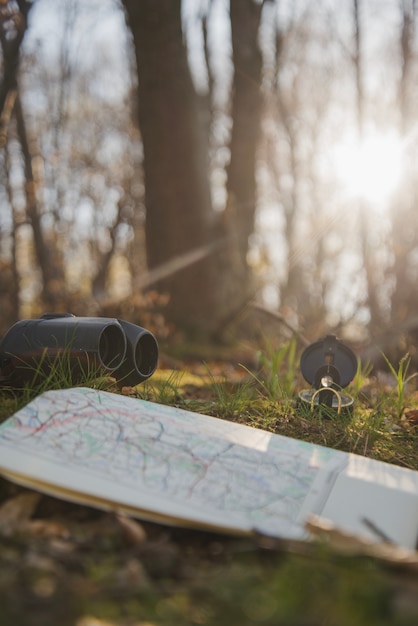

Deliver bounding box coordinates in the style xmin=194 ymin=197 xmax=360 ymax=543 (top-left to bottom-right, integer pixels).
xmin=242 ymin=337 xmax=299 ymax=403
xmin=349 ymin=358 xmax=373 ymax=401
xmin=380 ymin=351 xmax=418 ymax=418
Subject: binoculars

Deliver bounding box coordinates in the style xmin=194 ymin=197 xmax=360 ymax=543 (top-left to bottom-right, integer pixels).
xmin=0 ymin=313 xmax=158 ymax=389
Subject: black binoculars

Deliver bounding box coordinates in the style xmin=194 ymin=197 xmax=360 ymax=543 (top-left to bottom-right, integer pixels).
xmin=0 ymin=313 xmax=158 ymax=389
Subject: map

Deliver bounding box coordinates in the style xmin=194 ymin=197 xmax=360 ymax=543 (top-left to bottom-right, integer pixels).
xmin=0 ymin=387 xmax=346 ymax=539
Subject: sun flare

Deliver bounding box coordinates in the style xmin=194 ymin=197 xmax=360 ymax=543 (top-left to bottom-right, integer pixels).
xmin=333 ymin=130 xmax=404 ymax=209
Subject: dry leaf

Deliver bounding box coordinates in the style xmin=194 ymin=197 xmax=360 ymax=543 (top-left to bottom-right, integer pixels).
xmin=24 ymin=519 xmax=70 ymax=539
xmin=0 ymin=492 xmax=41 ymax=536
xmin=117 ymin=557 xmax=152 ymax=590
xmin=115 ymin=513 xmax=147 ymax=545
xmin=403 ymin=409 xmax=418 ymax=425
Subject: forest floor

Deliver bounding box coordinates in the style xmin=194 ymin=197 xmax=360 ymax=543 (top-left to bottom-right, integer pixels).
xmin=2 ymin=343 xmax=418 ymax=626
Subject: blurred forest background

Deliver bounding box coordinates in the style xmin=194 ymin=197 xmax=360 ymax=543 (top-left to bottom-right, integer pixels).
xmin=1 ymin=0 xmax=418 ymax=359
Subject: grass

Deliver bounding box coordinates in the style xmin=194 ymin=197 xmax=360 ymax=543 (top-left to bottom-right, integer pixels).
xmin=1 ymin=342 xmax=418 ymax=625
xmin=249 ymin=336 xmax=300 ymax=401
xmin=130 ymin=344 xmax=418 ymax=470
xmin=2 ymin=342 xmax=418 ymax=468
xmin=380 ymin=352 xmax=418 ymax=418
xmin=0 ymin=349 xmax=117 ymax=422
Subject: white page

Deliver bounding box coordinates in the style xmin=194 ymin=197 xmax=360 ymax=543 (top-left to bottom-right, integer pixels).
xmin=320 ymin=455 xmax=418 ymax=549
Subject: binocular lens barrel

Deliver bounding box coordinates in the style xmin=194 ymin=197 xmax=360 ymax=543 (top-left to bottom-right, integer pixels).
xmin=0 ymin=314 xmax=158 ymax=389
xmin=135 ymin=333 xmax=159 ymax=376
xmin=114 ymin=319 xmax=159 ymax=386
xmin=97 ymin=324 xmax=127 ymax=370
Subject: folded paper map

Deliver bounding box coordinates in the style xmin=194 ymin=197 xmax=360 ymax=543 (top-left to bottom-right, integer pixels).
xmin=1 ymin=387 xmax=418 ymax=549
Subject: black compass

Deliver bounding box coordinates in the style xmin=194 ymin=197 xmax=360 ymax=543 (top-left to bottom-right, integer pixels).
xmin=298 ymin=335 xmax=357 ymax=414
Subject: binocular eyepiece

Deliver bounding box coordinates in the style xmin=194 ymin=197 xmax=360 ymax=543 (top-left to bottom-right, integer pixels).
xmin=0 ymin=313 xmax=158 ymax=389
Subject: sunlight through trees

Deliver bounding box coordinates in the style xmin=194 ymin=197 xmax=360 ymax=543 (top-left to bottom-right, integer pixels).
xmin=0 ymin=0 xmax=417 ymax=353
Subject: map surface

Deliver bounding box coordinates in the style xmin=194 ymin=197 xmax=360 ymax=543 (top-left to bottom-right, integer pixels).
xmin=0 ymin=387 xmax=344 ymax=538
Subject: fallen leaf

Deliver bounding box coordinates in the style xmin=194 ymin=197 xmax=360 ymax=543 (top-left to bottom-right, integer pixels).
xmin=404 ymin=409 xmax=418 ymax=425
xmin=24 ymin=519 xmax=70 ymax=539
xmin=117 ymin=557 xmax=152 ymax=590
xmin=0 ymin=492 xmax=41 ymax=536
xmin=115 ymin=513 xmax=147 ymax=545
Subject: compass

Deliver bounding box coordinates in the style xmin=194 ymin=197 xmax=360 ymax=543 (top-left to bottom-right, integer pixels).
xmin=298 ymin=335 xmax=357 ymax=415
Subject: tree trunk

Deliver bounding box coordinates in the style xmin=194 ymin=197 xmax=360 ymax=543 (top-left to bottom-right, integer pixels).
xmin=389 ymin=0 xmax=417 ymax=327
xmin=122 ymin=0 xmax=223 ymax=335
xmin=0 ymin=0 xmax=67 ymax=313
xmin=352 ymin=0 xmax=386 ymax=333
xmin=15 ymin=94 xmax=67 ymax=311
xmin=226 ymin=0 xmax=264 ymax=273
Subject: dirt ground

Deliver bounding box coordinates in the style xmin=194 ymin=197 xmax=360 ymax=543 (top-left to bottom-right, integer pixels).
xmin=0 ymin=484 xmax=286 ymax=626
